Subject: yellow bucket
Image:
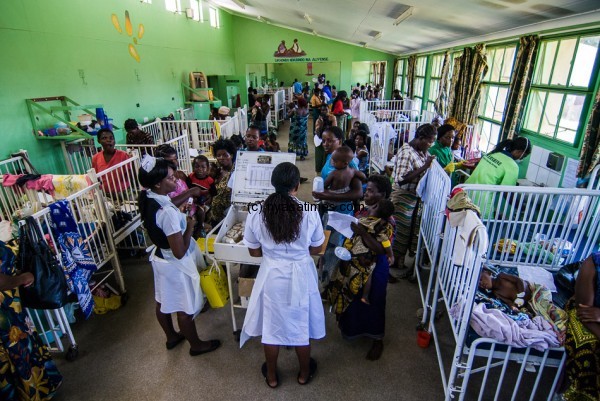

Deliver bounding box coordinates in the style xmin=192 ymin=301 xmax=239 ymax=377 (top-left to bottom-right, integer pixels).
xmin=197 ymin=235 xmax=217 ymax=253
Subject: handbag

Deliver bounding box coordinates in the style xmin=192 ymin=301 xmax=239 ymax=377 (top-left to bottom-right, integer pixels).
xmin=17 ymin=216 xmax=69 ymax=309
xmin=200 ymin=260 xmax=229 ymax=308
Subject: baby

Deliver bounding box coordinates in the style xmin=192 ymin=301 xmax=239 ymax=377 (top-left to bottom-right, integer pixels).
xmin=186 ymin=155 xmax=215 ymax=238
xmin=324 ymin=146 xmax=366 ymax=194
xmin=478 ymin=269 xmax=531 ymax=311
xmin=346 ymin=199 xmax=395 ymax=304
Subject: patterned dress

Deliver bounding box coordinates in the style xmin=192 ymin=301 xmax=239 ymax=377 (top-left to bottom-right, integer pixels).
xmin=288 ymin=110 xmax=308 ymax=158
xmin=0 ymin=242 xmax=63 ymax=400
xmin=206 ymin=169 xmax=233 ymax=225
xmin=563 ymin=252 xmax=600 ymax=401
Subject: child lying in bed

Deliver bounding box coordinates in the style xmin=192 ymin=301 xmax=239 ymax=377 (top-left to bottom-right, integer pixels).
xmin=478 ymin=268 xmax=568 ymax=343
xmin=478 ymin=269 xmax=532 ymax=312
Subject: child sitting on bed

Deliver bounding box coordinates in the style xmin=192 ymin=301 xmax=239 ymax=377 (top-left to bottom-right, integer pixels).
xmin=346 ymin=199 xmax=395 ymax=305
xmin=324 ymin=146 xmax=366 ymax=194
xmin=478 ymin=269 xmax=532 ymax=312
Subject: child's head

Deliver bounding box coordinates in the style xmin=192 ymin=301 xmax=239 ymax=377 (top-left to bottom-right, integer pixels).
xmin=452 ymin=136 xmax=462 ymax=151
xmin=352 ymin=121 xmax=360 ymax=130
xmin=331 ymin=146 xmax=354 ymax=170
xmin=355 ymin=131 xmax=368 ymax=148
xmin=230 ymin=134 xmax=244 ymax=149
xmin=478 ymin=269 xmax=493 ymax=290
xmin=369 ymin=199 xmax=394 ymax=220
xmin=193 ymin=155 xmax=210 ymax=179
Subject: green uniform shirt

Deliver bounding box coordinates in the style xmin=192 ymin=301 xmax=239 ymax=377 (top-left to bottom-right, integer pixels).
xmin=466 ymin=152 xmax=518 ymax=186
xmin=428 ymin=141 xmax=453 ymax=168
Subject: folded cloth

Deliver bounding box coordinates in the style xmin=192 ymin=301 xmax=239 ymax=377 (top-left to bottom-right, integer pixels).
xmin=448 ymin=209 xmax=484 ymax=266
xmin=26 ymin=174 xmax=55 ymax=193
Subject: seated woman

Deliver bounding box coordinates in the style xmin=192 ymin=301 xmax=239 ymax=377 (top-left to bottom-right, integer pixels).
xmin=562 ymin=253 xmax=600 ymax=400
xmin=91 ymin=128 xmax=131 ymax=194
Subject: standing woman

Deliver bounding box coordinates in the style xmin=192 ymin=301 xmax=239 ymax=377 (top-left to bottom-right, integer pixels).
xmin=287 ymin=97 xmax=309 ymax=160
xmin=138 ymin=156 xmax=220 ymax=356
xmin=314 ymin=104 xmax=337 ymax=174
xmin=391 ymin=124 xmax=436 ymax=276
xmin=310 ymin=88 xmax=323 ymax=133
xmin=92 ymin=128 xmax=131 ymax=194
xmin=428 ymin=124 xmax=455 ymax=170
xmin=332 ymin=91 xmax=349 ymax=134
xmin=240 ymin=162 xmax=325 ymax=388
xmin=206 ymin=139 xmax=236 ymax=226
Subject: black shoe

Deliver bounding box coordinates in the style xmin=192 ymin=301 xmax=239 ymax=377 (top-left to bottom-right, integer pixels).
xmin=300 ymin=177 xmax=308 ymax=183
xmin=189 ymin=339 xmax=221 ymax=356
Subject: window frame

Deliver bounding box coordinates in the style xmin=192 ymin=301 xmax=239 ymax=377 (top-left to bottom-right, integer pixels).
xmin=165 ymin=0 xmax=182 ymax=13
xmin=521 ymin=33 xmax=600 ymax=148
xmin=426 ymin=53 xmax=446 ymax=114
xmin=476 ymin=43 xmax=517 ymax=153
xmin=209 ymin=6 xmax=220 ymax=28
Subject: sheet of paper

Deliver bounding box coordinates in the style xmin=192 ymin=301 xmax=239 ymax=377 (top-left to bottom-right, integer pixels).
xmin=245 ymin=164 xmax=276 ymax=190
xmin=561 ymin=158 xmax=579 ymax=188
xmin=517 ymin=265 xmax=557 ymax=293
xmin=327 ymin=211 xmax=358 ymax=239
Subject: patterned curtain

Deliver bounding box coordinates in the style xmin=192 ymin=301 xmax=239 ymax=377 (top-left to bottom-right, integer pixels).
xmin=578 ymin=89 xmax=600 ymax=177
xmin=434 ymin=51 xmax=450 ymax=117
xmin=447 ymin=44 xmax=488 ymax=126
xmin=500 ymin=35 xmax=540 ymax=140
xmin=406 ymin=55 xmax=417 ymax=99
xmin=392 ymin=59 xmax=400 ymax=92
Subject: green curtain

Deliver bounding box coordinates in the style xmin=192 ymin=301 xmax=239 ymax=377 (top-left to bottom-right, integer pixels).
xmin=578 ymin=88 xmax=600 ymax=178
xmin=406 ymin=55 xmax=417 ymax=99
xmin=500 ymin=35 xmax=540 ymax=140
xmin=434 ymin=51 xmax=450 ymax=117
xmin=447 ymin=44 xmax=488 ymax=126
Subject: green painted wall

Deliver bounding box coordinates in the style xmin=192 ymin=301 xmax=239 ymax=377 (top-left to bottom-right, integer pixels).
xmin=0 ymin=0 xmax=235 ymax=173
xmin=351 ymin=61 xmax=372 ymax=88
xmin=231 ymin=16 xmax=396 ymax=97
xmin=273 ymin=62 xmax=341 ymax=89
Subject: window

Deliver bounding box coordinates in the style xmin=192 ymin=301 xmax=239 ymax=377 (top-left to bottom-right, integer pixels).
xmin=522 ymin=34 xmax=599 ymax=145
xmin=476 ymin=44 xmax=516 ymax=153
xmin=209 ymin=7 xmax=220 ymax=28
xmin=394 ymin=59 xmax=408 ymax=97
xmin=190 ymin=0 xmax=202 ymax=21
xmin=165 ymin=0 xmax=182 ymax=12
xmin=413 ymin=56 xmax=427 ymax=112
xmin=426 ymin=53 xmax=445 ymax=114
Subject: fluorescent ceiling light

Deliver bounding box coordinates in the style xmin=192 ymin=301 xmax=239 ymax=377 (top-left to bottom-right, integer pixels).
xmin=393 ymin=7 xmax=414 ymax=26
xmin=304 ymin=13 xmax=313 ymax=24
xmin=373 ymin=32 xmax=382 ymax=40
xmin=231 ymin=0 xmax=246 ymax=9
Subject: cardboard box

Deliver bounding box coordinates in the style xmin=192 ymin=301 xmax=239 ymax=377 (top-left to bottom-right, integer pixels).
xmin=238 ymin=277 xmax=255 ymax=297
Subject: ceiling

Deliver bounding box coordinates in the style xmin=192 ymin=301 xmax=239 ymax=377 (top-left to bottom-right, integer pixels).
xmin=211 ymin=0 xmax=600 ymax=54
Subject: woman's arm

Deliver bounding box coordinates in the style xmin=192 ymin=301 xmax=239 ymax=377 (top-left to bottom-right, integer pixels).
xmin=397 ymin=156 xmax=434 ymax=186
xmin=309 ymin=244 xmax=324 ymax=255
xmin=575 ymin=256 xmax=600 ymax=338
xmin=0 ymin=272 xmax=34 ymax=291
xmin=350 ymin=223 xmax=384 ymax=255
xmin=166 ymin=215 xmax=195 ymax=259
xmin=313 ymin=176 xmax=363 ymax=201
xmin=248 ymin=247 xmax=262 ymax=257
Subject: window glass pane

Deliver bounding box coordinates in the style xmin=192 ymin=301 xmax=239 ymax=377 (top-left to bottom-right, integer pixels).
xmin=493 ymin=87 xmax=508 ymax=121
xmin=416 ymin=57 xmax=427 ymax=76
xmin=551 ymin=38 xmax=577 ymax=86
xmin=414 ymin=78 xmax=425 ymax=98
xmin=483 ymin=49 xmax=495 ymax=81
xmin=190 ymin=0 xmax=200 ymax=21
xmin=500 ymin=46 xmax=516 ymax=83
xmin=535 ymin=41 xmax=557 ymax=85
xmin=430 ymin=55 xmax=444 ymax=78
xmin=429 ymin=79 xmax=440 ymax=101
xmin=570 ymin=36 xmax=600 ymax=87
xmin=483 ymin=86 xmax=498 ymax=119
xmin=427 ymin=102 xmax=436 ymax=113
xmin=539 ymin=92 xmax=563 ymax=137
xmin=524 ymin=90 xmax=546 ymax=132
xmin=413 ymin=98 xmax=422 ymax=112
xmin=556 ymin=94 xmax=585 ymax=143
xmin=209 ymin=7 xmax=217 ymax=27
xmin=490 ymin=48 xmax=503 ymax=82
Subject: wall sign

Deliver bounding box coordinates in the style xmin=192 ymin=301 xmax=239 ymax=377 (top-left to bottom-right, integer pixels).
xmin=274 ymin=57 xmax=330 ymax=63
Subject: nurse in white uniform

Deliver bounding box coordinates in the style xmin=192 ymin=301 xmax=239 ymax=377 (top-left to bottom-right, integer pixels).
xmin=138 ymin=155 xmax=221 ymax=356
xmin=240 ymin=162 xmax=326 ymax=388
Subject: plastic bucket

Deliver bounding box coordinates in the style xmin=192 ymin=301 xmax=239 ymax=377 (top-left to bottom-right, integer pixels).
xmin=417 ymin=330 xmax=431 ymax=348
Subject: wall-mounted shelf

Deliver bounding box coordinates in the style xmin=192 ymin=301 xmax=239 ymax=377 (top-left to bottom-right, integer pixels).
xmin=26 ymin=96 xmax=119 ymax=141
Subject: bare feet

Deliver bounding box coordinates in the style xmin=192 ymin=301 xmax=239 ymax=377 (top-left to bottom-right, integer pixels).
xmin=366 ymin=340 xmax=383 ymax=360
